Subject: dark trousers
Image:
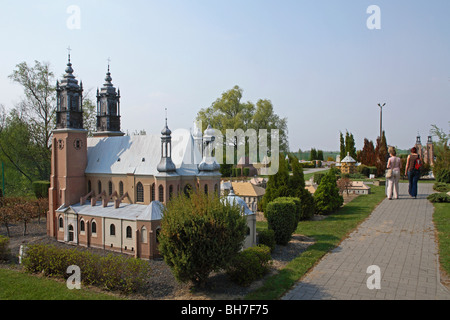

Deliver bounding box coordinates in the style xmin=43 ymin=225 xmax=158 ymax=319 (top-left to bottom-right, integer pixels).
xmin=408 ymin=170 xmax=420 ymax=197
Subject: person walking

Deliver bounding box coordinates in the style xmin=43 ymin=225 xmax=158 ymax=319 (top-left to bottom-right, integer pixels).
xmin=386 ymin=146 xmax=401 ymax=199
xmin=405 ymin=147 xmax=420 ymax=198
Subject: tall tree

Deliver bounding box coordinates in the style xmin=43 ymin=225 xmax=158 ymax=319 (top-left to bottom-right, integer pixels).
xmin=197 ymin=85 xmax=289 ymax=167
xmin=345 ymin=131 xmax=357 ymax=159
xmin=359 ymin=138 xmax=377 ymax=166
xmin=261 ymin=154 xmax=290 ymax=213
xmin=8 ymin=61 xmax=56 ymax=151
xmin=340 ymin=131 xmax=346 ymax=160
xmin=375 ymin=131 xmax=388 ymax=176
xmin=430 ymin=123 xmax=450 ymax=182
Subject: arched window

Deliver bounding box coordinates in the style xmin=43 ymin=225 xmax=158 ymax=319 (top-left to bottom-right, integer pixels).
xmin=169 ymin=185 xmax=174 ymax=200
xmin=87 ymin=180 xmax=91 ymax=193
xmin=141 ymin=226 xmax=147 ymax=243
xmin=158 ymin=185 xmax=164 ymax=202
xmin=110 ymin=224 xmax=116 ymax=236
xmin=80 ymin=220 xmax=85 ymax=232
xmin=98 ymin=180 xmax=102 ymax=194
xmin=136 ymin=182 xmax=144 ymax=202
xmin=184 ymin=184 xmax=192 ymax=197
xmin=68 ymin=225 xmax=74 ymax=242
xmin=126 ymin=226 xmax=132 ymax=239
xmin=214 ymin=184 xmax=219 ymax=195
xmin=204 ymin=184 xmax=208 ymax=195
xmin=151 ymin=183 xmax=155 ymax=202
xmin=91 ymin=221 xmax=97 ymax=234
xmin=59 ymin=216 xmax=63 ymax=229
xmin=156 ymin=228 xmax=161 ymax=243
xmin=108 ymin=181 xmax=113 ymax=195
xmin=119 ymin=181 xmax=124 ymax=197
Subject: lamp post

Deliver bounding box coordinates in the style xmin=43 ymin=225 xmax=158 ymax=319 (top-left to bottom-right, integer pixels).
xmin=378 ymin=103 xmax=386 ymax=138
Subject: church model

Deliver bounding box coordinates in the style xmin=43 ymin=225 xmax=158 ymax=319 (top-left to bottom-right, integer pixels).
xmin=46 ymin=54 xmax=255 ymax=259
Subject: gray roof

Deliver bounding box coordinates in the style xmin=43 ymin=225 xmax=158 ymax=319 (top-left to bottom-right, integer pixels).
xmin=341 ymin=152 xmax=356 ymax=163
xmin=222 ymin=189 xmax=254 ymax=216
xmin=86 ymin=128 xmax=203 ymax=176
xmin=59 ymin=200 xmax=164 ymax=221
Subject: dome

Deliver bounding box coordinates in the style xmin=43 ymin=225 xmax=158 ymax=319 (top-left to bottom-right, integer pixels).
xmin=203 ymin=125 xmax=215 ymax=139
xmin=222 ymin=188 xmax=253 ymax=216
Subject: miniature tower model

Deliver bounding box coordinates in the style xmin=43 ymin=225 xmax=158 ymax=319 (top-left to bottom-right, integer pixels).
xmin=48 ymin=50 xmax=87 ymax=237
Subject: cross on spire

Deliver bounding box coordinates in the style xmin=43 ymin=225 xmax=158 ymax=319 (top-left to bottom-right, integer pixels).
xmin=67 ymin=46 xmax=72 ymax=62
xmin=107 ymin=57 xmax=111 ymax=72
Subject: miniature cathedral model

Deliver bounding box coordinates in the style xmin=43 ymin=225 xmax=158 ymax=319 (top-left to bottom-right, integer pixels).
xmin=48 ymin=53 xmax=256 ymax=259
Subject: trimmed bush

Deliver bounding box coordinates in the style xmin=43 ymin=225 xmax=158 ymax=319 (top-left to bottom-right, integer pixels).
xmin=257 ymin=229 xmax=276 ymax=252
xmin=265 ymin=199 xmax=297 ymax=245
xmin=22 ymin=244 xmax=151 ymax=294
xmin=158 ymin=191 xmax=247 ymax=286
xmin=243 ymin=167 xmax=250 ymax=177
xmin=32 ymin=181 xmax=50 ymax=198
xmin=226 ymin=245 xmax=272 ymax=286
xmin=427 ymin=193 xmax=450 ymax=203
xmin=272 ymin=197 xmax=302 ymax=229
xmin=433 ymin=182 xmax=450 ymax=193
xmin=0 ymin=235 xmax=10 ymax=261
xmin=314 ymin=170 xmax=344 ymax=215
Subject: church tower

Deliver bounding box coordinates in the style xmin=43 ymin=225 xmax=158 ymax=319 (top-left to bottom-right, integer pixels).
xmin=48 ymin=51 xmax=88 ymax=238
xmin=157 ymin=113 xmax=177 ymax=173
xmin=94 ymin=63 xmax=124 ymax=137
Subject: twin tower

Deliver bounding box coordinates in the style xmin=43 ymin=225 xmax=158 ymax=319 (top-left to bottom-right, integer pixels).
xmin=55 ymin=53 xmax=123 ymax=136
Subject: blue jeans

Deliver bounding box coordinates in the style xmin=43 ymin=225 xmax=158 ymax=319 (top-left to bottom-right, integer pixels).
xmin=408 ymin=170 xmax=420 ymax=197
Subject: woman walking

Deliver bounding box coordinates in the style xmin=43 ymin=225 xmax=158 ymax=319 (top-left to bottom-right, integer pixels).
xmin=386 ymin=146 xmax=401 ymax=199
xmin=405 ymin=147 xmax=420 ymax=198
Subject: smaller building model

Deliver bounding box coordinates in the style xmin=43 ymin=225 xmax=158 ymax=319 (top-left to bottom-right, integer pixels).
xmin=339 ymin=152 xmax=357 ymax=175
xmin=415 ymin=135 xmax=434 ymax=166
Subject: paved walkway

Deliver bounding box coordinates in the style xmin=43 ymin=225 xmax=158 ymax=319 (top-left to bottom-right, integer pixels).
xmin=282 ymin=183 xmax=450 ymax=300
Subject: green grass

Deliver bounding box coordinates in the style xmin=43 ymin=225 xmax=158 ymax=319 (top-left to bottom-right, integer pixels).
xmin=433 ymin=202 xmax=450 ymax=277
xmin=0 ymin=267 xmax=120 ymax=300
xmin=246 ymin=185 xmax=386 ymax=300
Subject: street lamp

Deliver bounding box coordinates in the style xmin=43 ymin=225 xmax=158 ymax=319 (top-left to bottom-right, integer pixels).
xmin=378 ymin=103 xmax=386 ymax=138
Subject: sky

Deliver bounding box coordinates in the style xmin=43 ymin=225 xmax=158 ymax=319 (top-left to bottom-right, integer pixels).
xmin=0 ymin=0 xmax=449 ymax=152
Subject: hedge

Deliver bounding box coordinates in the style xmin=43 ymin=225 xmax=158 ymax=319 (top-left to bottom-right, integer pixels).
xmin=22 ymin=244 xmax=151 ymax=294
xmin=0 ymin=236 xmax=9 ymax=261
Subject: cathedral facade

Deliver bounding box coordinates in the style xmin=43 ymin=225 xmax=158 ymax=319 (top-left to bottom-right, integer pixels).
xmin=47 ymin=55 xmax=224 ymax=259
xmin=415 ymin=135 xmax=435 ymax=166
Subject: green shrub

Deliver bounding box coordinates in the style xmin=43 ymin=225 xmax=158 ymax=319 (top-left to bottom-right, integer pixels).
xmin=31 ymin=181 xmax=50 ymax=198
xmin=436 ymin=169 xmax=450 ymax=184
xmin=0 ymin=235 xmax=10 ymax=261
xmin=314 ymin=170 xmax=344 ymax=215
xmin=226 ymin=245 xmax=272 ymax=286
xmin=22 ymin=244 xmax=151 ymax=294
xmin=433 ymin=182 xmax=450 ymax=193
xmin=158 ymin=191 xmax=247 ymax=286
xmin=313 ymin=173 xmax=324 ymax=185
xmin=243 ymin=167 xmax=250 ymax=177
xmin=265 ymin=199 xmax=297 ymax=245
xmin=258 ymin=229 xmax=276 ymax=252
xmin=272 ymin=197 xmax=301 ymax=229
xmin=427 ymin=193 xmax=450 ymax=203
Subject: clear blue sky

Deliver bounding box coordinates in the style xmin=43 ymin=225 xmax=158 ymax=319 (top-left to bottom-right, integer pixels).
xmin=1 ymin=0 xmax=449 ymax=151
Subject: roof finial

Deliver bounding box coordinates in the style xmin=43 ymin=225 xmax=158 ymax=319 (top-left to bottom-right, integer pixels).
xmin=107 ymin=57 xmax=111 ymax=73
xmin=165 ymin=108 xmax=168 ymax=126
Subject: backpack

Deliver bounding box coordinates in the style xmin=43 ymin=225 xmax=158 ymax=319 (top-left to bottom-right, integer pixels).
xmin=414 ymin=157 xmax=422 ymax=170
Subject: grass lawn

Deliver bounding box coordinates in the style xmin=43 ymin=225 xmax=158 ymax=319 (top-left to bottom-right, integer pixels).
xmin=246 ymin=185 xmax=386 ymax=300
xmin=0 ymin=267 xmax=120 ymax=300
xmin=433 ymin=202 xmax=450 ymax=277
